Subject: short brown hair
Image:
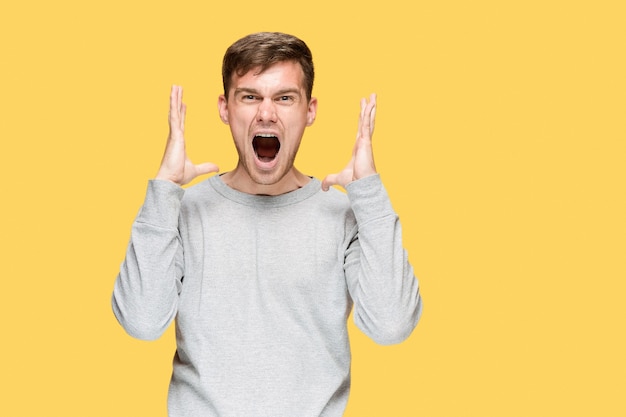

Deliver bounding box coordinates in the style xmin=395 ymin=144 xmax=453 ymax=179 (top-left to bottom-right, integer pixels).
xmin=222 ymin=32 xmax=315 ymax=100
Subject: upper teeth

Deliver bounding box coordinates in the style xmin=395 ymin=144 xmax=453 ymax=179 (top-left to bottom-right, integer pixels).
xmin=256 ymin=134 xmax=277 ymax=138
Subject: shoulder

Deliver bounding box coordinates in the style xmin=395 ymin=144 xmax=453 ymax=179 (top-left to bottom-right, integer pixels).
xmin=179 ymin=177 xmax=222 ymax=212
xmin=314 ymin=185 xmax=350 ymax=207
xmin=306 ymin=182 xmax=355 ymax=223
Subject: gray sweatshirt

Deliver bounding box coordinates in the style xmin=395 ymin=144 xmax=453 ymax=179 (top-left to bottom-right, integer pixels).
xmin=113 ymin=173 xmax=422 ymax=417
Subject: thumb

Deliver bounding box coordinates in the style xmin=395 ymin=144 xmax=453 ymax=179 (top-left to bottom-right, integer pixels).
xmin=195 ymin=162 xmax=220 ymax=176
xmin=321 ymin=173 xmax=339 ymax=192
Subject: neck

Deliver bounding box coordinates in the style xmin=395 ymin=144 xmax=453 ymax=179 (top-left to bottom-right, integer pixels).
xmin=221 ymin=166 xmax=311 ymax=196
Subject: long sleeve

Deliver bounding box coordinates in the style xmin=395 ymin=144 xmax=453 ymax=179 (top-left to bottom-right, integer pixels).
xmin=344 ymin=174 xmax=423 ymax=345
xmin=112 ymin=180 xmax=186 ymax=341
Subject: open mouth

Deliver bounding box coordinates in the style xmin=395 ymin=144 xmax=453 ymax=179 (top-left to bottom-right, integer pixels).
xmin=252 ymin=134 xmax=280 ymax=162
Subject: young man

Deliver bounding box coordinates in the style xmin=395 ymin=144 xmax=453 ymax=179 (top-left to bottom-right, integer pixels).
xmin=113 ymin=32 xmax=422 ymax=417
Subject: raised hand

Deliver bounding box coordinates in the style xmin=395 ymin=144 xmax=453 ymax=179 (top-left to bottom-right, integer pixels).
xmin=155 ymin=85 xmax=219 ymax=186
xmin=322 ymin=94 xmax=377 ymax=191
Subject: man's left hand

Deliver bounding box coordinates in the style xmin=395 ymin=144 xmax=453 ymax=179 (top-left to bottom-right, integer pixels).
xmin=322 ymin=94 xmax=377 ymax=191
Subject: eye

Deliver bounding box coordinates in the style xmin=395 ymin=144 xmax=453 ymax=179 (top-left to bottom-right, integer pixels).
xmin=276 ymin=95 xmax=294 ymax=103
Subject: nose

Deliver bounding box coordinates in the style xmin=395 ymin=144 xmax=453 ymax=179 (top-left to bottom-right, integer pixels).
xmin=256 ymin=98 xmax=277 ymax=123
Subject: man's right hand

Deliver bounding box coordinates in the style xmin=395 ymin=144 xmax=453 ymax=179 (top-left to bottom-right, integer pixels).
xmin=155 ymin=85 xmax=219 ymax=186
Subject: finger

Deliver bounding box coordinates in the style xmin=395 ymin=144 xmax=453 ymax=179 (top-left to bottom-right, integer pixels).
xmin=175 ymin=85 xmax=182 ymax=109
xmin=169 ymin=85 xmax=176 ymax=123
xmin=360 ymin=96 xmax=376 ymax=141
xmin=367 ymin=93 xmax=376 ymax=136
xmin=180 ymin=103 xmax=187 ymax=132
xmin=354 ymin=97 xmax=365 ymax=140
xmin=359 ymin=97 xmax=366 ymax=125
xmin=169 ymin=85 xmax=182 ymax=124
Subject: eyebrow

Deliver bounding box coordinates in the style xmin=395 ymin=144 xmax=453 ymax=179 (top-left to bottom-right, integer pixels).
xmin=234 ymin=87 xmax=302 ymax=97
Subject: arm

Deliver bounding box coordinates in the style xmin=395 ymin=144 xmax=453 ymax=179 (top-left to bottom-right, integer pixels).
xmin=112 ymin=180 xmax=185 ymax=340
xmin=112 ymin=86 xmax=218 ymax=340
xmin=325 ymin=95 xmax=422 ymax=344
xmin=344 ymin=175 xmax=422 ymax=345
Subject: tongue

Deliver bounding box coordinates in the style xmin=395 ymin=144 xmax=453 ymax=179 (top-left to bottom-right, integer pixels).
xmin=254 ymin=137 xmax=280 ymax=161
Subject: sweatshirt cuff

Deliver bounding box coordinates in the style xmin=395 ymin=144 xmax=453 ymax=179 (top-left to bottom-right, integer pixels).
xmin=345 ymin=174 xmax=395 ymax=224
xmin=136 ymin=180 xmax=185 ymax=228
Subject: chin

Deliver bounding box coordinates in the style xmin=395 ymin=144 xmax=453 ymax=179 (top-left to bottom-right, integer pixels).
xmin=250 ymin=171 xmax=285 ymax=186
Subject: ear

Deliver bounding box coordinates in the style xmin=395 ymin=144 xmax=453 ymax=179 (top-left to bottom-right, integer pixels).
xmin=218 ymin=94 xmax=229 ymax=124
xmin=306 ymin=97 xmax=318 ymax=126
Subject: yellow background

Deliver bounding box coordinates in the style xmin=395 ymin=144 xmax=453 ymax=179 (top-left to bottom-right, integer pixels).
xmin=1 ymin=0 xmax=624 ymax=415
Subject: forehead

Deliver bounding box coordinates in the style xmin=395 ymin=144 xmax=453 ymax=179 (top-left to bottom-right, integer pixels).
xmin=230 ymin=61 xmax=306 ymax=94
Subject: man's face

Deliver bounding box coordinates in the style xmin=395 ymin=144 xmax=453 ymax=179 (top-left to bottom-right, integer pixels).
xmin=218 ymin=61 xmax=317 ymax=192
